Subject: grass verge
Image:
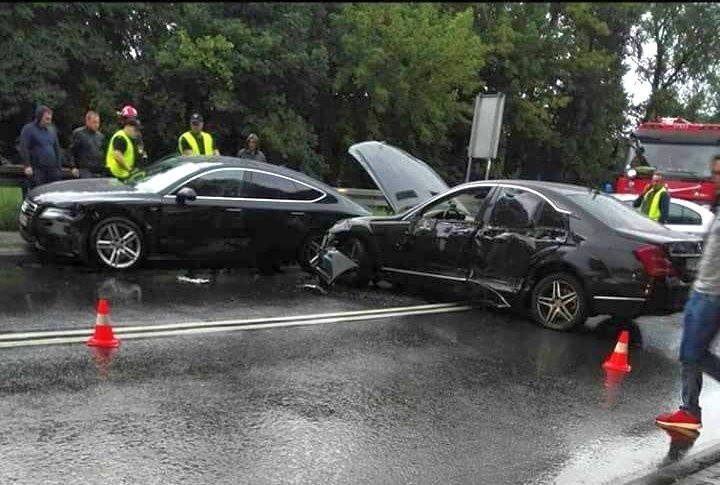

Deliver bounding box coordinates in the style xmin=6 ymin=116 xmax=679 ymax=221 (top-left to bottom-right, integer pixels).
xmin=0 ymin=187 xmax=22 ymax=231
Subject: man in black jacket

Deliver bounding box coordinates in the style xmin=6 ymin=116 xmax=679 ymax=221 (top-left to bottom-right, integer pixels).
xmin=18 ymin=105 xmax=64 ymax=188
xmin=69 ymin=111 xmax=106 ymax=178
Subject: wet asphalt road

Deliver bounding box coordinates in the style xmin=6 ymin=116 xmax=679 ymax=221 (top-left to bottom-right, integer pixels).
xmin=1 ymin=256 xmax=720 ymax=484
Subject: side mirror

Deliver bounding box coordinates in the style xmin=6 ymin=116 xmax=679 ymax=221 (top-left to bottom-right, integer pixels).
xmin=176 ymin=187 xmax=197 ymax=205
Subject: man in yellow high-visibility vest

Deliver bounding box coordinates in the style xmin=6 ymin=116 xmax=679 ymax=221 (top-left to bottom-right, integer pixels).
xmin=633 ymin=172 xmax=670 ymax=223
xmin=106 ymin=118 xmax=142 ymax=181
xmin=178 ymin=113 xmax=219 ymax=156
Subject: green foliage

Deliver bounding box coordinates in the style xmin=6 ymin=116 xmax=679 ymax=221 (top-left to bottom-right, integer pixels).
xmin=0 ymin=2 xmax=716 ymax=190
xmin=630 ymin=3 xmax=720 ymax=120
xmin=331 ymin=3 xmax=484 ymax=182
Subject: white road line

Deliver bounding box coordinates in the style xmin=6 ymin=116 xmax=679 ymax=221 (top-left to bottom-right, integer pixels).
xmin=0 ymin=303 xmax=473 ymax=349
xmin=0 ymin=302 xmax=463 ymax=341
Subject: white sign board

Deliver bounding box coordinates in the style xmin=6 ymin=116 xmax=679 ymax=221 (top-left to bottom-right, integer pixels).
xmin=468 ymin=93 xmax=505 ymax=159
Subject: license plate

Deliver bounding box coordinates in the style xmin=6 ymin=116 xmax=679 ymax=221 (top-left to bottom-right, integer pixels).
xmin=686 ymin=258 xmax=699 ymax=272
xmin=19 ymin=213 xmax=28 ymax=227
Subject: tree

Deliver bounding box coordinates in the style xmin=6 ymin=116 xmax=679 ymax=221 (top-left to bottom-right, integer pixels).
xmin=628 ymin=3 xmax=720 ymax=121
xmin=472 ymin=3 xmax=642 ymax=185
xmin=329 ymin=3 xmax=485 ymax=184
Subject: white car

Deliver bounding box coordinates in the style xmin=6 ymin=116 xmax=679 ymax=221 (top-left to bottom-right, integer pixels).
xmin=611 ymin=193 xmax=714 ymax=235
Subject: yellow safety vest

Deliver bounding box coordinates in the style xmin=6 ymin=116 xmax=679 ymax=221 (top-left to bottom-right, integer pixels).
xmin=641 ymin=186 xmax=668 ymax=222
xmin=106 ymin=130 xmax=135 ymax=180
xmin=178 ymin=131 xmax=214 ymax=156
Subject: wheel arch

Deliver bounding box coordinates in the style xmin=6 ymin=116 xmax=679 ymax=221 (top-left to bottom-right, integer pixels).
xmin=85 ymin=206 xmax=152 ymax=265
xmin=522 ymin=260 xmax=591 ymax=312
xmin=86 ymin=205 xmax=153 ymax=247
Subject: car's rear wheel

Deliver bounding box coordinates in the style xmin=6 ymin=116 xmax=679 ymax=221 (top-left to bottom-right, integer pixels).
xmin=89 ymin=217 xmax=145 ymax=270
xmin=298 ymin=232 xmax=324 ymax=273
xmin=337 ymin=236 xmax=373 ymax=288
xmin=530 ymin=272 xmax=588 ymax=331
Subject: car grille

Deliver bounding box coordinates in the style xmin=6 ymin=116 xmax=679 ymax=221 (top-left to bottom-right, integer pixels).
xmin=21 ymin=199 xmax=39 ymax=216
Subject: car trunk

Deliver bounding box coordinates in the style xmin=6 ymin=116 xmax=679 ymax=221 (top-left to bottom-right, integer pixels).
xmin=664 ymin=239 xmax=704 ymax=282
xmin=616 ymin=228 xmax=703 ymax=282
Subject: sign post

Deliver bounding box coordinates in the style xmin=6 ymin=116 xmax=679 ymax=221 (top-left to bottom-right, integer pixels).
xmin=466 ymin=93 xmax=506 ymax=182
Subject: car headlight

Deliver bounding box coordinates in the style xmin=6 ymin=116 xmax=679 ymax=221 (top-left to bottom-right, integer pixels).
xmin=39 ymin=207 xmax=76 ymax=221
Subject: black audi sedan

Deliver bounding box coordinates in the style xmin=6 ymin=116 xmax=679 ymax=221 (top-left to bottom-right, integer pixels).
xmin=19 ymin=156 xmax=371 ymax=270
xmin=313 ymin=180 xmax=704 ymax=331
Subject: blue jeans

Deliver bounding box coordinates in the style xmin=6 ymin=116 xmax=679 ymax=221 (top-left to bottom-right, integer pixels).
xmin=680 ymin=290 xmax=720 ymax=418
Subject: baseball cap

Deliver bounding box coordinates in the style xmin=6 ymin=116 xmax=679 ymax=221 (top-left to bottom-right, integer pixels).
xmin=190 ymin=113 xmax=204 ymax=124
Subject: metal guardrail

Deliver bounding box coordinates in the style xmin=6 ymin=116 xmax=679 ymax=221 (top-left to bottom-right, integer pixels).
xmin=335 ymin=187 xmax=389 ymax=209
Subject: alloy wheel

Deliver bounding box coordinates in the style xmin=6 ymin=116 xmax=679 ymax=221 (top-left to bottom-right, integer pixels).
xmin=95 ymin=221 xmax=142 ymax=269
xmin=535 ymin=279 xmax=579 ymax=329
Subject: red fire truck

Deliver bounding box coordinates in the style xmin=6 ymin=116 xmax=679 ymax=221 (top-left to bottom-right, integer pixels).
xmin=615 ymin=117 xmax=720 ymax=209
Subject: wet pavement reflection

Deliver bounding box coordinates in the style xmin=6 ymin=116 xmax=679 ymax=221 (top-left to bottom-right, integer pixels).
xmin=0 ymin=258 xmax=719 ymax=484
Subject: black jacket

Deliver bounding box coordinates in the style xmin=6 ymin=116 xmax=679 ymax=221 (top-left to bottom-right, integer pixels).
xmin=70 ymin=127 xmax=106 ymax=170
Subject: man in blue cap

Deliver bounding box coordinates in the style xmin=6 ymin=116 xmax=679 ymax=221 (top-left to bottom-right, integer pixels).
xmin=18 ymin=105 xmax=65 ymax=188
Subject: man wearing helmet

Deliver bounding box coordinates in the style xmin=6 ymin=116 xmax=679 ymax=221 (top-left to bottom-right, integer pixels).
xmin=106 ymin=117 xmax=143 ymax=181
xmin=117 ymin=105 xmax=148 ymax=167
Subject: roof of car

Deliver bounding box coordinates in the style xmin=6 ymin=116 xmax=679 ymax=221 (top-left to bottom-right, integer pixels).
xmin=462 ymin=179 xmax=594 ymax=196
xmin=172 ymin=155 xmax=333 ymax=192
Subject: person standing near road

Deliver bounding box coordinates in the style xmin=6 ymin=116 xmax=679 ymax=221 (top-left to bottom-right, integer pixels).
xmin=655 ymin=154 xmax=720 ymax=430
xmin=178 ymin=113 xmax=219 ymax=156
xmin=117 ymin=104 xmax=149 ymax=168
xmin=633 ymin=172 xmax=670 ymax=223
xmin=69 ymin=111 xmax=106 ymax=178
xmin=106 ymin=118 xmax=142 ymax=181
xmin=237 ymin=133 xmax=266 ymax=162
xmin=18 ymin=105 xmax=65 ymax=188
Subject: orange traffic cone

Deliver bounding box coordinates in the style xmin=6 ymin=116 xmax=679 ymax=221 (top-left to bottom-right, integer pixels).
xmin=603 ymin=330 xmax=631 ymax=373
xmin=86 ymin=299 xmax=120 ymax=348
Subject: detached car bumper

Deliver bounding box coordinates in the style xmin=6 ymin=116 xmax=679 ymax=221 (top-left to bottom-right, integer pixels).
xmin=312 ymin=247 xmax=360 ymax=285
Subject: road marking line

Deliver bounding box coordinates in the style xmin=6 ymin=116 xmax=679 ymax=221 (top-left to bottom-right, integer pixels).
xmin=0 ymin=303 xmax=472 ymax=348
xmin=0 ymin=302 xmax=463 ymax=341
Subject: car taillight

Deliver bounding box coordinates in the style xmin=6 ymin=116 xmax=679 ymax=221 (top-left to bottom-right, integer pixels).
xmin=633 ymin=245 xmax=676 ymax=277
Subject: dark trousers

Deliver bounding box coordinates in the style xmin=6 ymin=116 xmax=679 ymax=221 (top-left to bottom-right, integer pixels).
xmin=32 ymin=166 xmax=62 ymax=187
xmin=680 ymin=290 xmax=720 ymax=418
xmin=22 ymin=166 xmax=63 ymax=198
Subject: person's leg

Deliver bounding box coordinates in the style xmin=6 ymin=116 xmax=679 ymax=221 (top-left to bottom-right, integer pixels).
xmin=698 ymin=294 xmax=720 ymax=381
xmin=680 ymin=291 xmax=720 ymax=418
xmin=49 ymin=166 xmax=63 ymax=183
xmin=32 ymin=166 xmax=49 ymax=188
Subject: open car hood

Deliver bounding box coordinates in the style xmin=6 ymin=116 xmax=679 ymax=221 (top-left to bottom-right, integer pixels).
xmin=348 ymin=141 xmax=449 ymax=213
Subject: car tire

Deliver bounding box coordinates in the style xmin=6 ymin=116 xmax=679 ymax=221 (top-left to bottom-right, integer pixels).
xmin=337 ymin=236 xmax=373 ymax=288
xmin=530 ymin=272 xmax=588 ymax=331
xmin=89 ymin=216 xmax=145 ymax=270
xmin=298 ymin=231 xmax=324 ymax=273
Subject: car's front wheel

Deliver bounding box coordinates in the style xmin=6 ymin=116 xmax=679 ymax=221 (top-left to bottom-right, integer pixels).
xmin=89 ymin=217 xmax=145 ymax=270
xmin=530 ymin=272 xmax=588 ymax=331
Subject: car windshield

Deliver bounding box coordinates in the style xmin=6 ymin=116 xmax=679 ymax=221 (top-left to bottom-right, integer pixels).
xmin=627 ymin=142 xmax=716 ymax=178
xmin=564 ymin=191 xmax=672 ymax=232
xmin=127 ymin=158 xmax=213 ymax=193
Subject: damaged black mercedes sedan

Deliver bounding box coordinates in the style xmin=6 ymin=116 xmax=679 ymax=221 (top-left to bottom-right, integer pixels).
xmin=313 ymin=180 xmax=704 ymax=331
